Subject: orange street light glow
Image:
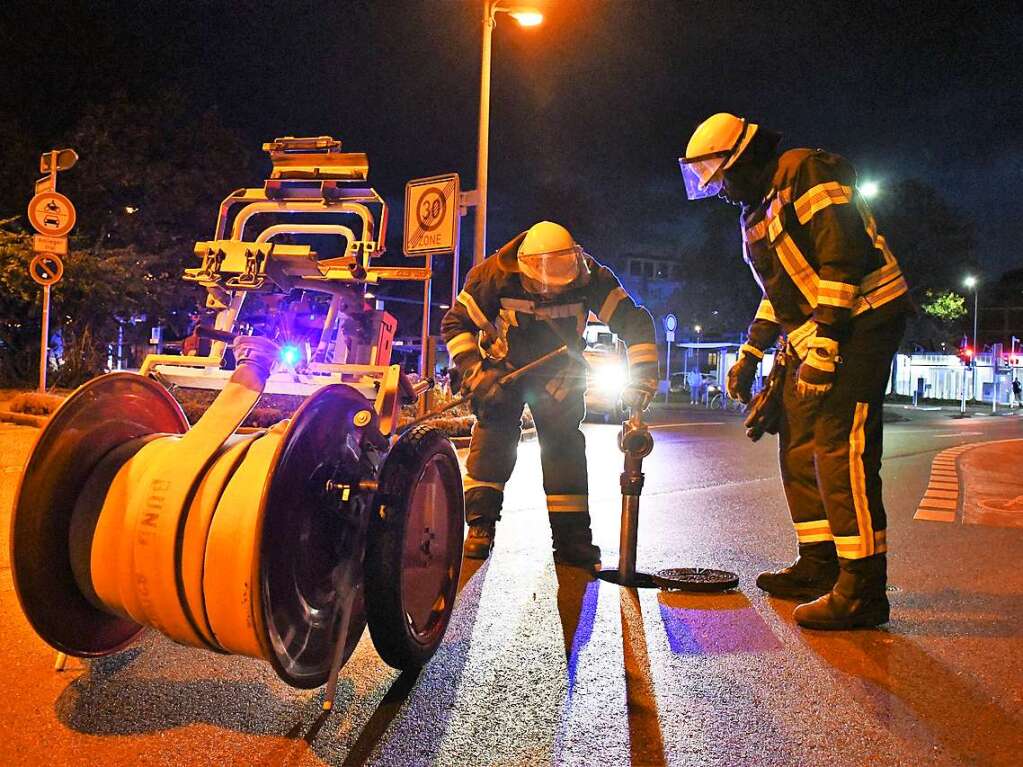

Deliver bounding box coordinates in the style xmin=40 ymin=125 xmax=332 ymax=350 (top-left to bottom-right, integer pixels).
xmin=510 ymin=10 xmax=543 ymax=26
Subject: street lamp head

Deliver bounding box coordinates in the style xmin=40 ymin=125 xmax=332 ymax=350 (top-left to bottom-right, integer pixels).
xmin=859 ymin=180 xmax=880 ymax=199
xmin=964 ymin=275 xmax=977 ymax=289
xmin=694 ymin=324 xmax=702 ymax=334
xmin=507 ymin=8 xmax=543 ymax=26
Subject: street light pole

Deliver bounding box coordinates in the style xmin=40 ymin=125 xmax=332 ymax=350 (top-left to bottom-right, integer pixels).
xmin=965 ymin=276 xmax=980 ymax=401
xmin=473 ymin=1 xmax=542 ymax=267
xmin=474 ymin=1 xmax=496 ymax=267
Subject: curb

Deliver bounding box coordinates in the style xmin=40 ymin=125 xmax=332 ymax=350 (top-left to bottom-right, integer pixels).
xmin=0 ymin=409 xmax=49 ymax=428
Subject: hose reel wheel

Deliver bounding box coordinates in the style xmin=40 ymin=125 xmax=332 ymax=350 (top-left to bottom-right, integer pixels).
xmin=365 ymin=424 xmax=464 ymax=670
xmin=10 ymin=373 xmax=189 ymax=656
xmin=12 ymin=371 xmax=465 ymax=690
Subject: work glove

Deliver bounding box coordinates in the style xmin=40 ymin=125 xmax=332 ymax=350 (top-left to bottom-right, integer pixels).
xmin=795 ymin=337 xmax=840 ymax=400
xmin=727 ymin=344 xmax=762 ymax=404
xmin=743 ymin=351 xmax=787 ymax=442
xmin=460 ymin=362 xmax=506 ymax=409
xmin=621 ymin=378 xmax=658 ymax=413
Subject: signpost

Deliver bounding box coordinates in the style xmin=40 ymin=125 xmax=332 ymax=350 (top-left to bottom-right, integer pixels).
xmin=28 ymin=254 xmax=64 ymax=392
xmin=404 ymin=173 xmax=462 ymax=413
xmin=403 ymin=174 xmax=464 ymax=402
xmin=27 ymin=191 xmax=77 ymax=238
xmin=663 ymin=314 xmax=677 ymax=403
xmin=27 ymin=148 xmax=78 ymax=392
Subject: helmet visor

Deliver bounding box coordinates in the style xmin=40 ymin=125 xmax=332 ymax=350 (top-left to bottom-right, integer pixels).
xmin=679 ymin=153 xmax=728 ymax=200
xmin=518 ymin=245 xmax=586 ymax=297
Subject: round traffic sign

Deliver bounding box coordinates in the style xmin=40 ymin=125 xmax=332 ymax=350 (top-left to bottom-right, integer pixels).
xmin=29 ymin=253 xmax=64 ymax=286
xmin=664 ymin=313 xmax=678 ymax=332
xmin=415 ymin=186 xmax=448 ymax=233
xmin=27 ymin=192 xmax=76 ymax=237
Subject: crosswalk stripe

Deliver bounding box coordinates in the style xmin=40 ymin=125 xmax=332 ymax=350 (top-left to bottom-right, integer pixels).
xmin=914 ymin=508 xmax=957 ymax=522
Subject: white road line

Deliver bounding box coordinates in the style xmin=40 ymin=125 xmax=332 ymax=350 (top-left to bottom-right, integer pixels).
xmin=647 ymin=422 xmax=725 ymax=430
xmin=932 ymin=432 xmax=983 ymax=437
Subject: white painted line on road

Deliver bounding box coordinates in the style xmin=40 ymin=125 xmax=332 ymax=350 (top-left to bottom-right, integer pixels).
xmin=647 ymin=422 xmax=725 ymax=430
xmin=923 ymin=489 xmax=959 ymax=500
xmin=933 ymin=432 xmax=983 ymax=438
xmin=915 ymin=508 xmax=957 ymax=522
xmin=913 ymin=442 xmax=978 ymax=523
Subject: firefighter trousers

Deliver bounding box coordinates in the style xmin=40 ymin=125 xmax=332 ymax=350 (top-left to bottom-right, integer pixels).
xmin=778 ymin=316 xmax=906 ymax=560
xmin=463 ymin=374 xmax=592 ymax=548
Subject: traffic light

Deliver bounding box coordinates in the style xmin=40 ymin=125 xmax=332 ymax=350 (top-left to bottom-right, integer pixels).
xmin=959 ymin=345 xmax=974 ymax=367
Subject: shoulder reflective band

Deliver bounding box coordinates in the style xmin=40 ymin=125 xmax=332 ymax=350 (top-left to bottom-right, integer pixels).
xmin=627 ymin=343 xmax=658 ymax=366
xmin=598 ymin=287 xmax=628 ymax=324
xmin=794 ymin=182 xmax=852 ymax=225
xmin=446 ymin=332 xmax=478 ymax=359
xmin=457 ymin=290 xmax=499 ymax=340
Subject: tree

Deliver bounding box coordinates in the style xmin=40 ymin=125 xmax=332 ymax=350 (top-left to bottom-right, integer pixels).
xmin=0 ymin=92 xmax=252 ymax=386
xmin=872 ymin=180 xmax=978 ymax=297
xmin=921 ymin=290 xmax=967 ymax=322
xmin=870 ymin=179 xmax=979 ymax=349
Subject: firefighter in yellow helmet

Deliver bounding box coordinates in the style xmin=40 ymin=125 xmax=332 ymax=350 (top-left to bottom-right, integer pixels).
xmin=680 ymin=113 xmax=912 ymax=630
xmin=441 ymin=221 xmax=658 ymax=566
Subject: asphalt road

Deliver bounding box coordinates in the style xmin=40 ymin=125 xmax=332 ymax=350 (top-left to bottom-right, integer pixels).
xmin=1 ymin=404 xmax=1022 ymax=766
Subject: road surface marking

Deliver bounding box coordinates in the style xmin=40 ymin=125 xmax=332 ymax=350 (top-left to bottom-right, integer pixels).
xmin=915 ymin=508 xmax=957 ymax=522
xmin=914 ymin=443 xmax=980 ymax=523
xmin=923 ymin=489 xmax=959 ymax=500
xmin=933 ymin=432 xmax=983 ymax=437
xmin=647 ymin=422 xmax=725 ymax=430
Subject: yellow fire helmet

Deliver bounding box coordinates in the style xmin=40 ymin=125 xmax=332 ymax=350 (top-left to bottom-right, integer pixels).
xmin=514 ymin=221 xmax=589 ymax=297
xmin=679 ymin=113 xmax=759 ymax=199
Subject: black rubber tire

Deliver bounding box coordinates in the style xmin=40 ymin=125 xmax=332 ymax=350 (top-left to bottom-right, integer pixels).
xmin=365 ymin=425 xmax=464 ymax=670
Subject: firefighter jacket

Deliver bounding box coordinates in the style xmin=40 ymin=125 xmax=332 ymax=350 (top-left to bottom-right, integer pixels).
xmin=441 ymin=234 xmax=658 ymax=392
xmin=741 ymin=148 xmax=911 ymax=360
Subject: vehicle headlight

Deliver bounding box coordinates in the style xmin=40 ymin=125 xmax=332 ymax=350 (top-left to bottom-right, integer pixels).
xmin=597 ymin=364 xmax=629 ymax=396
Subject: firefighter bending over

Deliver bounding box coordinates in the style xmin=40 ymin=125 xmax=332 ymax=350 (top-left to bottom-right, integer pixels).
xmin=680 ymin=113 xmax=911 ymax=629
xmin=441 ymin=221 xmax=658 ymax=566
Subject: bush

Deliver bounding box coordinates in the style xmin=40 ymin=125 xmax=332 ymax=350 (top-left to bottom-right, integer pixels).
xmin=8 ymin=391 xmax=64 ymax=415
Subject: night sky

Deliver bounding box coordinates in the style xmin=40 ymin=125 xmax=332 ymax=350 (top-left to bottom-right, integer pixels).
xmin=4 ymin=0 xmax=1022 ymax=277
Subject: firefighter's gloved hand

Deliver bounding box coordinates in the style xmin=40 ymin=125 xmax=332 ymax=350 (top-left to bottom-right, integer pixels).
xmin=461 ymin=363 xmax=504 ymax=405
xmin=727 ymin=345 xmax=762 ymax=404
xmin=796 ymin=337 xmax=840 ymax=400
xmin=621 ymin=378 xmax=658 ymax=413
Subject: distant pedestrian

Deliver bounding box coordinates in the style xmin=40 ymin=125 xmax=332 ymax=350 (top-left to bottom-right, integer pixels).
xmin=1012 ymin=377 xmax=1021 ymax=409
xmin=687 ymin=369 xmax=702 ymax=404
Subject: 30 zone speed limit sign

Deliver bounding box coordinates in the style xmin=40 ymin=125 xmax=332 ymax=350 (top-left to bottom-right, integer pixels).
xmin=404 ymin=174 xmax=460 ymax=257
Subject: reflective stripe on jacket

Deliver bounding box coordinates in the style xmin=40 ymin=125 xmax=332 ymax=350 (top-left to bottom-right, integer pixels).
xmin=441 ymin=239 xmax=656 ymax=379
xmin=742 ymin=149 xmax=911 ymax=357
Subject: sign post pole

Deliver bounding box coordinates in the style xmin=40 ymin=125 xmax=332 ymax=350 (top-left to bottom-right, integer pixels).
xmin=404 ymin=173 xmax=462 ymax=413
xmin=28 ymin=254 xmax=65 ymax=391
xmin=39 ymin=284 xmax=50 ymax=392
xmin=663 ymin=314 xmax=677 ymax=404
xmin=28 ymin=147 xmax=78 ymax=391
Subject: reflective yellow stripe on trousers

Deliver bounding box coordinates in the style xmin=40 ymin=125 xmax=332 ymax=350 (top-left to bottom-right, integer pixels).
xmin=547 ymin=494 xmax=589 ymax=513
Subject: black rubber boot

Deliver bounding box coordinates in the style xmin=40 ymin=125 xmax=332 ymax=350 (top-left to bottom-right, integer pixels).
xmin=550 ymin=514 xmax=601 ymax=570
xmin=553 ymin=541 xmax=602 ymax=569
xmin=756 ymin=541 xmax=839 ymax=600
xmin=463 ymin=518 xmax=496 ymax=559
xmin=793 ymin=554 xmax=890 ymax=630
